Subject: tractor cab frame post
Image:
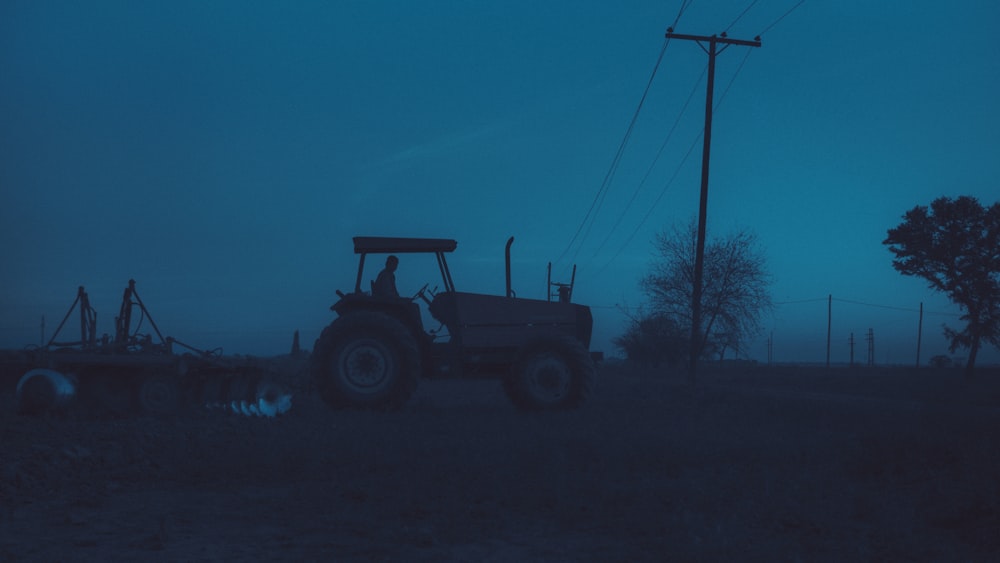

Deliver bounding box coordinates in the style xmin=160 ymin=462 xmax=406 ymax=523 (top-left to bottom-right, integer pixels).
xmin=436 ymin=251 xmax=455 ymax=293
xmin=353 ymin=254 xmax=367 ymax=294
xmin=505 ymin=236 xmax=514 ymax=298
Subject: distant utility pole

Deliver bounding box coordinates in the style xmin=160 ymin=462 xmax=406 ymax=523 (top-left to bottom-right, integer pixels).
xmin=665 ymin=28 xmax=762 ymax=381
xmin=866 ymin=328 xmax=875 ymax=367
xmin=826 ymin=294 xmax=832 ymax=368
xmin=849 ymin=332 xmax=855 ymax=368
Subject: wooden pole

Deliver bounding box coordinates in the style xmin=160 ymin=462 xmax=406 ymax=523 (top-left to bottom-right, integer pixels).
xmin=665 ymin=30 xmax=761 ymax=382
xmin=826 ymin=294 xmax=832 ymax=368
xmin=849 ymin=332 xmax=854 ymax=367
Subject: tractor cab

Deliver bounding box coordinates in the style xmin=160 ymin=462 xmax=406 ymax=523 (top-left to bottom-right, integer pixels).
xmin=332 ymin=236 xmax=458 ymax=340
xmin=349 ymin=236 xmax=457 ymax=297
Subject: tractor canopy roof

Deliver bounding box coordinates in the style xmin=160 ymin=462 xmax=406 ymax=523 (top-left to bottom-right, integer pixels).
xmin=353 ymin=236 xmax=458 ymax=254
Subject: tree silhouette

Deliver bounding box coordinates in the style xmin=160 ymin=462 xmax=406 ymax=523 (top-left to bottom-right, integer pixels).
xmin=612 ymin=310 xmax=687 ymax=368
xmin=640 ymin=222 xmax=772 ymax=376
xmin=883 ymin=196 xmax=1000 ymax=377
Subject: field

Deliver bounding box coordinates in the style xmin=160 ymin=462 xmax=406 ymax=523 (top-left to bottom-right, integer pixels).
xmin=2 ymin=359 xmax=999 ymax=561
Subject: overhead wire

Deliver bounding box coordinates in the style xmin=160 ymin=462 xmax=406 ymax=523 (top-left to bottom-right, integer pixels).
xmin=832 ymin=297 xmax=962 ymax=317
xmin=714 ymin=46 xmax=754 ymax=109
xmin=758 ymin=0 xmax=805 ymax=36
xmin=773 ymin=296 xmax=962 ymax=318
xmin=563 ymin=0 xmax=778 ymax=277
xmin=552 ymin=38 xmax=669 ymax=268
xmin=773 ymin=297 xmax=828 ymax=305
xmin=590 ymin=130 xmax=704 ymax=278
xmin=724 ymin=0 xmax=759 ymax=33
xmin=590 ymin=46 xmax=756 ymax=277
xmin=671 ymin=0 xmax=696 ymax=29
xmin=554 ymin=0 xmax=694 ymax=270
xmin=833 ymin=298 xmax=917 ymax=313
xmin=589 ymin=63 xmax=709 ymax=260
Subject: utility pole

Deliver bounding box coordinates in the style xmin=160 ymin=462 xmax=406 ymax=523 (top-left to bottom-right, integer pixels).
xmin=826 ymin=294 xmax=832 ymax=368
xmin=871 ymin=329 xmax=876 ymax=367
xmin=666 ymin=28 xmax=761 ymax=382
xmin=849 ymin=332 xmax=855 ymax=368
xmin=866 ymin=328 xmax=875 ymax=368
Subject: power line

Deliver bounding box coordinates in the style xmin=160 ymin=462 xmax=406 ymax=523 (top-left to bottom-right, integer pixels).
xmin=773 ymin=297 xmax=827 ymax=305
xmin=589 ymin=129 xmax=703 ymax=278
xmin=556 ymin=0 xmax=695 ymax=270
xmin=833 ymin=297 xmax=917 ymax=313
xmin=924 ymin=309 xmax=965 ymax=318
xmin=772 ymin=296 xmax=961 ymax=318
xmin=560 ymin=1 xmax=801 ymax=278
xmin=671 ymin=0 xmax=696 ymax=29
xmin=713 ymin=47 xmax=754 ymax=108
xmin=553 ymin=38 xmax=671 ymax=269
xmin=758 ymin=0 xmax=806 ymax=36
xmin=589 ymin=63 xmax=708 ymax=260
xmin=565 ymin=2 xmax=766 ymax=279
xmin=832 ymin=297 xmax=961 ymax=317
xmin=589 ymin=46 xmax=755 ymax=277
xmin=567 ymin=40 xmax=669 ymax=266
xmin=725 ymin=0 xmax=760 ymax=33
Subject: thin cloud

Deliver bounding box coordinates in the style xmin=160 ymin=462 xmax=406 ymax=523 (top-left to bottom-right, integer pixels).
xmin=377 ymin=123 xmax=507 ymax=169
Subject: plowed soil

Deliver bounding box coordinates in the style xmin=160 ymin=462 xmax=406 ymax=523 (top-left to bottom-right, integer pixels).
xmin=3 ymin=359 xmax=999 ymax=561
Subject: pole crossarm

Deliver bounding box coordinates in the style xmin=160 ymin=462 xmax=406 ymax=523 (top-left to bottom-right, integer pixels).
xmin=665 ymin=30 xmax=762 ymax=48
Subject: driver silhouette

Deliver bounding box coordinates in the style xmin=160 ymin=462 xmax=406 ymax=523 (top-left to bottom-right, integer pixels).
xmin=372 ymin=255 xmax=400 ymax=298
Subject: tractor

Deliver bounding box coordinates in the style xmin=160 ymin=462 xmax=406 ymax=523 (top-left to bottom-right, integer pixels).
xmin=311 ymin=236 xmax=596 ymax=410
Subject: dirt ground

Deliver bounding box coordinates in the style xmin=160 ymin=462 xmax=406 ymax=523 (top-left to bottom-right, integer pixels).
xmin=2 ymin=359 xmax=999 ymax=562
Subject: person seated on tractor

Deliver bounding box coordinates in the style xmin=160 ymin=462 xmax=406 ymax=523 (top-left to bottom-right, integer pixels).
xmin=372 ymin=255 xmax=400 ymax=298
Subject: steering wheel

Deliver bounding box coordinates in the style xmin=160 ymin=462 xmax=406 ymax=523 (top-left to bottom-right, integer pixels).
xmin=410 ymin=283 xmax=433 ymax=305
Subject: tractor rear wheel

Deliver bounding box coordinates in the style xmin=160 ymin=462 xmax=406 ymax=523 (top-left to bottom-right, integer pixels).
xmin=311 ymin=312 xmax=420 ymax=410
xmin=504 ymin=335 xmax=595 ymax=410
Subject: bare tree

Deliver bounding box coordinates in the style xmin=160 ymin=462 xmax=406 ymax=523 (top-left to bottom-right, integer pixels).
xmin=640 ymin=222 xmax=772 ymax=374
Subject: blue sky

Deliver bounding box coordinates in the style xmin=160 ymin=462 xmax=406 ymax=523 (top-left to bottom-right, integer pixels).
xmin=2 ymin=1 xmax=998 ymax=364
